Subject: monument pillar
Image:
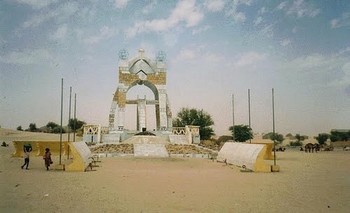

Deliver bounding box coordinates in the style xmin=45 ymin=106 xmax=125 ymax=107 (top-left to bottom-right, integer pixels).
xmin=137 ymin=98 xmax=147 ymax=131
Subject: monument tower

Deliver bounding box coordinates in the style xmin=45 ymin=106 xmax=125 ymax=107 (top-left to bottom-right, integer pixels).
xmin=109 ymin=49 xmax=172 ymax=137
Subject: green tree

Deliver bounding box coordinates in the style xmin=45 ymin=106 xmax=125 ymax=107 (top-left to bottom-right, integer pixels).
xmin=295 ymin=134 xmax=306 ymax=142
xmin=46 ymin=121 xmax=59 ymax=129
xmin=28 ymin=123 xmax=37 ymax=132
xmin=315 ymin=133 xmax=329 ymax=145
xmin=52 ymin=126 xmax=66 ymax=134
xmin=173 ymin=108 xmax=214 ymax=140
xmin=17 ymin=126 xmax=23 ymax=131
xmin=68 ymin=118 xmax=86 ymax=131
xmin=330 ymin=130 xmax=350 ymax=142
xmin=46 ymin=122 xmax=59 ymax=133
xmin=273 ymin=133 xmax=285 ymax=144
xmin=263 ymin=132 xmax=284 ymax=144
xmin=229 ymin=125 xmax=253 ymax=142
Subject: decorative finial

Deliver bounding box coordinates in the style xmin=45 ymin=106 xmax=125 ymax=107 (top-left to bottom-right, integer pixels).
xmin=157 ymin=50 xmax=166 ymax=62
xmin=118 ymin=49 xmax=128 ymax=60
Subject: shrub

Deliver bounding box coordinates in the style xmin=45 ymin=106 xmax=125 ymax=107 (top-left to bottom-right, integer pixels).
xmin=290 ymin=141 xmax=303 ymax=146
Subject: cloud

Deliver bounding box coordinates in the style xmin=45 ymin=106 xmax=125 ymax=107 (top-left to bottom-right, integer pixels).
xmin=254 ymin=7 xmax=268 ymax=26
xmin=162 ymin=32 xmax=179 ymax=47
xmin=204 ymin=0 xmax=225 ymax=12
xmin=280 ymin=54 xmax=350 ymax=91
xmin=330 ymin=12 xmax=350 ymax=29
xmin=234 ymin=52 xmax=266 ymax=67
xmin=277 ymin=0 xmax=320 ymax=18
xmin=0 ymin=49 xmax=53 ymax=65
xmin=259 ymin=7 xmax=267 ymax=15
xmin=225 ymin=0 xmax=252 ymax=23
xmin=176 ymin=49 xmax=197 ymax=61
xmin=259 ymin=23 xmax=274 ymax=38
xmin=330 ymin=62 xmax=350 ymax=89
xmin=254 ymin=16 xmax=263 ymax=26
xmin=83 ymin=26 xmax=118 ymax=44
xmin=21 ymin=2 xmax=79 ymax=28
xmin=113 ymin=0 xmax=129 ymax=9
xmin=280 ymin=38 xmax=291 ymax=46
xmin=14 ymin=0 xmax=58 ymax=9
xmin=141 ymin=0 xmax=157 ymax=14
xmin=50 ymin=24 xmax=68 ymax=41
xmin=125 ymin=0 xmax=203 ymax=38
xmin=338 ymin=47 xmax=350 ymax=55
xmin=192 ymin=25 xmax=211 ymax=35
xmin=0 ymin=35 xmax=6 ymax=46
xmin=277 ymin=1 xmax=287 ymax=10
xmin=174 ymin=47 xmax=224 ymax=63
xmin=168 ymin=0 xmax=204 ymax=27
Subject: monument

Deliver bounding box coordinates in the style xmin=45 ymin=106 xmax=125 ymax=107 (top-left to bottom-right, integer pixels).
xmin=84 ymin=49 xmax=200 ymax=145
xmin=105 ymin=49 xmax=173 ymax=142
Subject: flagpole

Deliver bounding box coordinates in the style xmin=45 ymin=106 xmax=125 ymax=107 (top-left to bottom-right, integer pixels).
xmin=232 ymin=94 xmax=235 ymax=141
xmin=272 ymin=88 xmax=276 ymax=166
xmin=59 ymin=78 xmax=63 ymax=165
xmin=67 ymin=86 xmax=72 ymax=159
xmin=248 ymin=89 xmax=251 ymax=143
xmin=73 ymin=93 xmax=77 ymax=142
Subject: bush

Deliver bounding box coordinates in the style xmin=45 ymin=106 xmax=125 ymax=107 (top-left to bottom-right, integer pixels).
xmin=290 ymin=141 xmax=303 ymax=146
xmin=263 ymin=132 xmax=284 ymax=144
xmin=52 ymin=126 xmax=66 ymax=134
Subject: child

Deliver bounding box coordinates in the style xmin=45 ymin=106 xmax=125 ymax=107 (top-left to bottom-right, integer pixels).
xmin=43 ymin=148 xmax=52 ymax=171
xmin=21 ymin=144 xmax=32 ymax=170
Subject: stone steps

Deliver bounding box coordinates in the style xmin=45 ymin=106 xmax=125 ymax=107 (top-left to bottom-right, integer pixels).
xmin=134 ymin=143 xmax=169 ymax=157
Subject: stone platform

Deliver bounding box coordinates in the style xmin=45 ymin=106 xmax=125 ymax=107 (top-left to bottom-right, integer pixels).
xmin=134 ymin=143 xmax=169 ymax=157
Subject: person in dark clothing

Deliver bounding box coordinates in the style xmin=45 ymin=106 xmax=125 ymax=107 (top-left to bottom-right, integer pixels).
xmin=43 ymin=148 xmax=52 ymax=171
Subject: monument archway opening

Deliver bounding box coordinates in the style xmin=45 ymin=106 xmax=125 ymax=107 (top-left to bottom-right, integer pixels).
xmin=125 ymin=84 xmax=157 ymax=131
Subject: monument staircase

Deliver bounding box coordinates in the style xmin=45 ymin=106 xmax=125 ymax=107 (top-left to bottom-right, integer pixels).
xmin=122 ymin=135 xmax=169 ymax=157
xmin=134 ymin=143 xmax=169 ymax=157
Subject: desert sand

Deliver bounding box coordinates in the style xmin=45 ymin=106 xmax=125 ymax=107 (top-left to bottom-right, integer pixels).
xmin=0 ymin=128 xmax=349 ymax=213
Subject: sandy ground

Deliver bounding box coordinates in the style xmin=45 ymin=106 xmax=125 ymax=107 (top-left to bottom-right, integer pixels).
xmin=1 ymin=129 xmax=350 ymax=213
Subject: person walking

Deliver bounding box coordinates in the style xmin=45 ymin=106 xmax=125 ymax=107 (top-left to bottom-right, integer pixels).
xmin=21 ymin=144 xmax=32 ymax=170
xmin=43 ymin=148 xmax=52 ymax=171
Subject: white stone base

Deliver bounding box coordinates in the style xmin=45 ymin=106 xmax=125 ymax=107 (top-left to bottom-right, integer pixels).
xmin=134 ymin=144 xmax=169 ymax=157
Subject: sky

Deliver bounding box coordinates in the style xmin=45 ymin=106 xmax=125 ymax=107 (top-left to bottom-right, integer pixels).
xmin=0 ymin=0 xmax=350 ymax=137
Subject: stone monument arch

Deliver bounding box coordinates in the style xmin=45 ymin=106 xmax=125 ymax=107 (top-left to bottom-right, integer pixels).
xmin=109 ymin=49 xmax=172 ymax=134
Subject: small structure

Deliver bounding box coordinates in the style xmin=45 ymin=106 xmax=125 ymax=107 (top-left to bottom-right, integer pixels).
xmin=65 ymin=141 xmax=96 ymax=172
xmin=251 ymin=140 xmax=274 ymax=160
xmin=83 ymin=124 xmax=101 ymax=144
xmin=217 ymin=142 xmax=272 ymax=172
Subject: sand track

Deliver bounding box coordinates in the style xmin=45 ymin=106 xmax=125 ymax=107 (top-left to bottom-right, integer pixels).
xmin=1 ymin=129 xmax=349 ymax=212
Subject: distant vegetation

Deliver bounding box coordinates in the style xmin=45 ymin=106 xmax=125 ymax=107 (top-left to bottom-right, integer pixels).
xmin=329 ymin=130 xmax=350 ymax=142
xmin=16 ymin=118 xmax=86 ymax=134
xmin=229 ymin=125 xmax=253 ymax=142
xmin=286 ymin=133 xmax=308 ymax=147
xmin=314 ymin=133 xmax=329 ymax=145
xmin=173 ymin=107 xmax=214 ymax=140
xmin=263 ymin=132 xmax=284 ymax=144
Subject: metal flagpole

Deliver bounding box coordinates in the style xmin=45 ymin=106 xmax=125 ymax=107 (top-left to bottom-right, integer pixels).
xmin=248 ymin=89 xmax=251 ymax=143
xmin=59 ymin=78 xmax=63 ymax=165
xmin=73 ymin=93 xmax=77 ymax=142
xmin=67 ymin=86 xmax=72 ymax=159
xmin=272 ymin=88 xmax=276 ymax=166
xmin=232 ymin=94 xmax=235 ymax=141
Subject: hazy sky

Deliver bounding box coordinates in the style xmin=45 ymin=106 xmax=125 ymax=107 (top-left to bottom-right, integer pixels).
xmin=1 ymin=0 xmax=349 ymax=137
